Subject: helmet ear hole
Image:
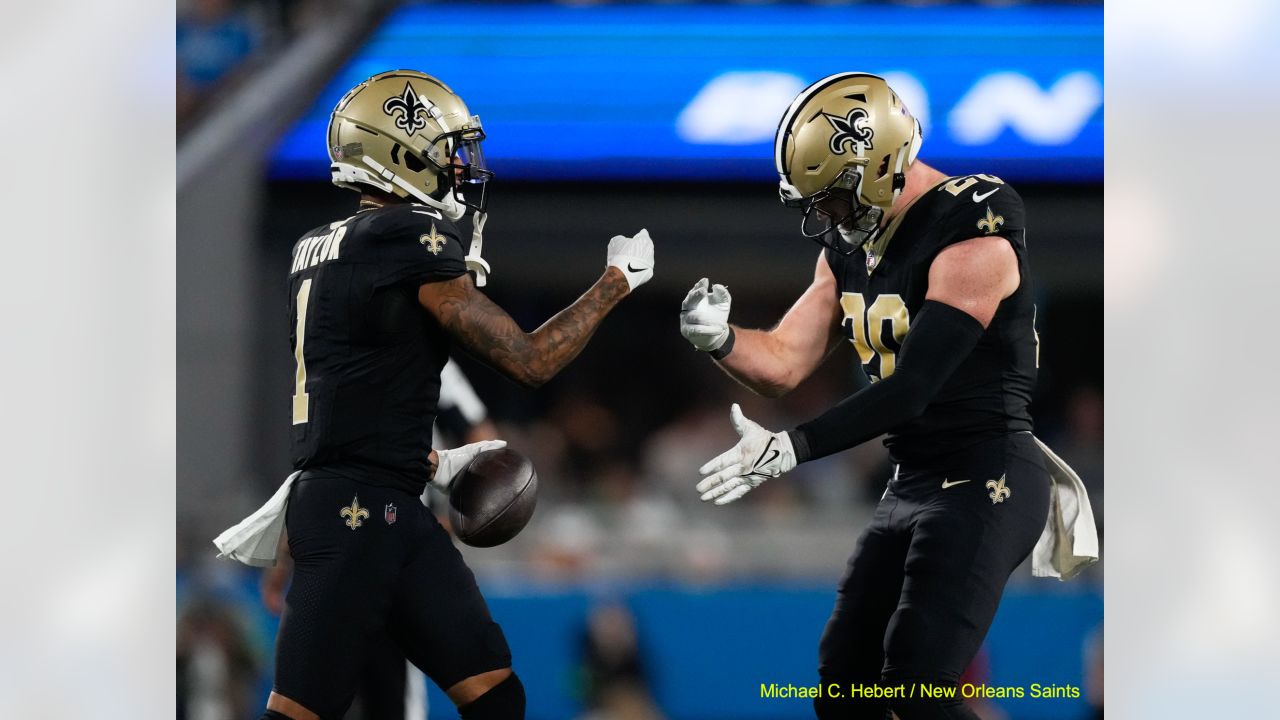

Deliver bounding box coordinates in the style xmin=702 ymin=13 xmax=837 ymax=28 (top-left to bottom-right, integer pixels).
xmin=877 ymin=155 xmax=891 ymax=179
xmin=403 ymin=151 xmax=427 ymax=173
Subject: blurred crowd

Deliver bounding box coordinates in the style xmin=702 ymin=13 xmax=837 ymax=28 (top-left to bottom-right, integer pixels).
xmin=177 ymin=0 xmax=355 ymax=129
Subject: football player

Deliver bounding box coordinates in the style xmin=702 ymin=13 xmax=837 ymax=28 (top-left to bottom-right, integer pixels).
xmin=260 ymin=70 xmax=654 ymax=720
xmin=260 ymin=359 xmax=499 ymax=720
xmin=680 ymin=73 xmax=1049 ymax=719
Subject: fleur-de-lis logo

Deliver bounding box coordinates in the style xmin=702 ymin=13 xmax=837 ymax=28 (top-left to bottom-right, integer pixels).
xmin=824 ymin=107 xmax=875 ymax=156
xmin=340 ymin=496 xmax=370 ymax=529
xmin=419 ymin=223 xmax=447 ymax=255
xmin=985 ymin=475 xmax=1011 ymax=504
xmin=383 ymin=82 xmax=429 ymax=137
xmin=977 ymin=206 xmax=1005 ymax=234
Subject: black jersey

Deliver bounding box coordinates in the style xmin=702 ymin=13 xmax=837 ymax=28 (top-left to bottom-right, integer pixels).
xmin=826 ymin=174 xmax=1038 ymax=464
xmin=287 ymin=203 xmax=468 ymax=493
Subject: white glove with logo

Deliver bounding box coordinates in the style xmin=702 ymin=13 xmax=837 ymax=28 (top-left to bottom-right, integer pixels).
xmin=680 ymin=278 xmax=732 ymax=352
xmin=696 ymin=404 xmax=796 ymax=505
xmin=427 ymin=439 xmax=507 ymax=496
xmin=607 ymin=228 xmax=655 ymax=291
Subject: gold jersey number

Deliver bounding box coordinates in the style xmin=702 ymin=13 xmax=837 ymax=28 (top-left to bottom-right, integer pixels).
xmin=292 ymin=278 xmax=313 ymax=425
xmin=840 ymin=293 xmax=910 ymax=381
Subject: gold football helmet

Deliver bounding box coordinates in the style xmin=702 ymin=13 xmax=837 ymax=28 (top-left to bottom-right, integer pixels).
xmin=774 ymin=72 xmax=922 ymax=250
xmin=328 ymin=70 xmax=491 ymax=220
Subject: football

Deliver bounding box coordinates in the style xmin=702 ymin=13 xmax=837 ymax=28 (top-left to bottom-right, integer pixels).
xmin=448 ymin=447 xmax=539 ymax=547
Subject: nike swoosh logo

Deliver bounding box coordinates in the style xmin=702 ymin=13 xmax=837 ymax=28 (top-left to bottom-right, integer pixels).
xmin=413 ymin=208 xmax=443 ymax=219
xmin=972 ymin=188 xmax=1000 ymax=203
xmin=941 ymin=478 xmax=972 ymax=489
xmin=626 ymin=263 xmax=650 ymax=273
xmin=752 ymin=437 xmax=779 ymax=472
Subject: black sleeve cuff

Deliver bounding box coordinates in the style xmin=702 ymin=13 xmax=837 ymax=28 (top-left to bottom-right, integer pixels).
xmin=787 ymin=429 xmax=812 ymax=464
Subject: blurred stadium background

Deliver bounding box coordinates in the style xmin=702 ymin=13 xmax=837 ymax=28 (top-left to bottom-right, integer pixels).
xmin=176 ymin=1 xmax=1102 ymax=718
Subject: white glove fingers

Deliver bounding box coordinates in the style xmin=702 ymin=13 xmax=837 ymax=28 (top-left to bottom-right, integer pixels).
xmin=729 ymin=403 xmax=751 ymax=436
xmin=715 ymin=484 xmax=753 ymax=505
xmin=709 ymin=284 xmax=730 ymax=305
xmin=697 ymin=447 xmax=740 ymax=476
xmin=696 ymin=463 xmax=743 ymax=494
xmin=700 ymin=475 xmax=743 ymax=502
xmin=696 ymin=458 xmax=747 ymax=491
xmin=607 ymin=230 xmax=656 ymax=291
xmin=681 ymin=280 xmax=709 ymax=311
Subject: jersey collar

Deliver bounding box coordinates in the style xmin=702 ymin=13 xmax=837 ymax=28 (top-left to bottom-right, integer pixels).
xmin=862 ymin=176 xmax=951 ymax=277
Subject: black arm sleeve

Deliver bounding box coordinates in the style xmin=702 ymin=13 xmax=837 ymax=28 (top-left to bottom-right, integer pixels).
xmin=788 ymin=300 xmax=986 ymax=463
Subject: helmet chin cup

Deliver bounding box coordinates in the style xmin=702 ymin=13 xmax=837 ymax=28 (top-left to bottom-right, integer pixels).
xmin=434 ymin=190 xmax=468 ymax=221
xmin=837 ymin=206 xmax=884 ymax=248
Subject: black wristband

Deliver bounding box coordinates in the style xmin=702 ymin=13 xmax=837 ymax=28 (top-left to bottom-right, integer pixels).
xmin=786 ymin=429 xmax=812 ymax=464
xmin=708 ymin=327 xmax=736 ymax=360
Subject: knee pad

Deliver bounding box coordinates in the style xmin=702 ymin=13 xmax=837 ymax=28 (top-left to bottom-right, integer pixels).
xmin=460 ymin=672 xmax=525 ymax=720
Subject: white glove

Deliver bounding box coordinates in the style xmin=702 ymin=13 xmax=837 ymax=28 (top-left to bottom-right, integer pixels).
xmin=607 ymin=228 xmax=655 ymax=291
xmin=428 ymin=439 xmax=507 ymax=496
xmin=696 ymin=404 xmax=797 ymax=505
xmin=680 ymin=278 xmax=732 ymax=352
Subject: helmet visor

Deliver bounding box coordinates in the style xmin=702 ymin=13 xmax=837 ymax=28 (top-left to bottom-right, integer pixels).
xmin=446 ymin=123 xmax=493 ymax=213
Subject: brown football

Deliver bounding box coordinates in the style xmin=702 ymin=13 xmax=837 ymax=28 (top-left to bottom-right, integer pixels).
xmin=448 ymin=448 xmax=538 ymax=547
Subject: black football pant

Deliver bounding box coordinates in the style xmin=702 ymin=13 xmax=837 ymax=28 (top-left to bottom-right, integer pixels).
xmin=814 ymin=433 xmax=1050 ymax=720
xmin=348 ymin=631 xmax=419 ymax=719
xmin=273 ymin=473 xmax=512 ymax=720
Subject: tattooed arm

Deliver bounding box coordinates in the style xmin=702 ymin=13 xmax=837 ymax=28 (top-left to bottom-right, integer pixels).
xmin=418 ymin=268 xmax=632 ymax=388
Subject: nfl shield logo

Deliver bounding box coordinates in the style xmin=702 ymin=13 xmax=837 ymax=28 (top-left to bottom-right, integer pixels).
xmin=384 ymin=503 xmax=397 ymax=525
xmin=866 ymin=252 xmax=877 ymax=270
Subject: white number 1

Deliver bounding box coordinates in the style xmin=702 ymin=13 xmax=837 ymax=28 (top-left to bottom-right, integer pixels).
xmin=292 ymin=279 xmax=313 ymax=425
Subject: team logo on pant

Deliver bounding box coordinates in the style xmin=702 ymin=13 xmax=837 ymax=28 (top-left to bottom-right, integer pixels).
xmin=384 ymin=503 xmax=397 ymax=525
xmin=985 ymin=475 xmax=1011 ymax=504
xmin=340 ymin=496 xmax=370 ymax=529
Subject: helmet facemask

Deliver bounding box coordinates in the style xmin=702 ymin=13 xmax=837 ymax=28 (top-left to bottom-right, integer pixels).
xmin=784 ymin=166 xmax=885 ymax=255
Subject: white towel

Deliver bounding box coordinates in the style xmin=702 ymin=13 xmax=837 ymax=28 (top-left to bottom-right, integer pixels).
xmin=212 ymin=471 xmax=301 ymax=567
xmin=1031 ymin=437 xmax=1099 ymax=580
